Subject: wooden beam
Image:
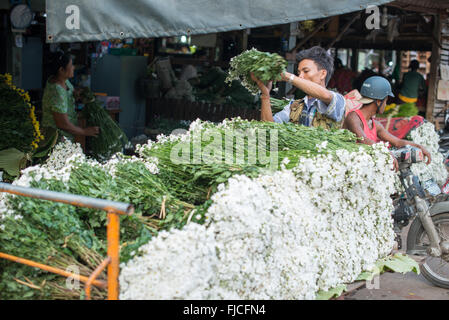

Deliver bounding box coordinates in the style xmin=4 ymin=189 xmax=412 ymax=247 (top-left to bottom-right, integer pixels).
xmin=326 ymin=12 xmax=361 ymax=50
xmin=289 ymin=18 xmax=332 ymax=53
xmin=426 ymin=13 xmax=442 ymax=122
xmin=387 ymin=2 xmax=441 ymax=15
xmin=316 ymin=16 xmax=339 ymax=37
xmin=321 ymin=39 xmax=433 ymax=51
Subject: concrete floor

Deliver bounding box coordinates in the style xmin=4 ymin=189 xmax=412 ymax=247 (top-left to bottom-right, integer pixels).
xmin=344 ymin=268 xmax=449 ymax=300
xmin=343 ymin=223 xmax=449 ymax=300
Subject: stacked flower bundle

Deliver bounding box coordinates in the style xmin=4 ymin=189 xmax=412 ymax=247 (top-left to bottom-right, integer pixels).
xmin=225 ymin=48 xmax=287 ymax=95
xmin=119 ymin=142 xmax=397 ymax=299
xmin=79 ymin=88 xmax=129 ymax=162
xmin=0 ymin=74 xmax=44 ymax=178
xmin=1 ymin=118 xmax=423 ymax=300
xmin=0 ymin=74 xmax=44 ymax=152
xmin=0 ymin=140 xmax=187 ymax=299
xmin=407 ymin=122 xmax=448 ymax=185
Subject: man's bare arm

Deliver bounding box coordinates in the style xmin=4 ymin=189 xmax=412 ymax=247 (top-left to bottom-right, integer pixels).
xmin=281 ymin=72 xmax=333 ymax=104
xmin=375 ymin=121 xmax=403 ymax=147
xmin=376 ymin=121 xmax=431 ymax=164
xmin=343 ymin=112 xmax=376 ymax=145
xmin=250 ymin=73 xmax=274 ymax=122
xmin=260 ymin=96 xmax=274 ymax=122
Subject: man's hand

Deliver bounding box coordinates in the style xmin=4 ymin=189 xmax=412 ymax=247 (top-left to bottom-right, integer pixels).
xmin=280 ymin=71 xmax=294 ymax=82
xmin=250 ymin=73 xmax=272 ymax=97
xmin=390 ymin=152 xmax=399 ymax=172
xmin=419 ymin=146 xmax=432 ymax=165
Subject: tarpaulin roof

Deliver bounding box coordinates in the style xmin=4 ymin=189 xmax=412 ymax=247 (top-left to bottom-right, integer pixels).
xmin=46 ymin=0 xmax=393 ymax=43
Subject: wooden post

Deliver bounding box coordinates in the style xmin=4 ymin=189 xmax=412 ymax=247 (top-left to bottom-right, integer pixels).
xmin=426 ymin=13 xmax=442 ymax=122
xmin=285 ymin=22 xmax=298 ymax=96
xmin=351 ymin=48 xmax=358 ymax=72
xmin=242 ymin=29 xmax=249 ymax=51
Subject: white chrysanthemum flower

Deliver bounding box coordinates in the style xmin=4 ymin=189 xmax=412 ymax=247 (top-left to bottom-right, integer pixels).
xmin=119 ymin=223 xmax=219 ymax=300
xmin=408 ymin=122 xmax=448 ymax=185
xmin=102 ymin=153 xmax=159 ymax=177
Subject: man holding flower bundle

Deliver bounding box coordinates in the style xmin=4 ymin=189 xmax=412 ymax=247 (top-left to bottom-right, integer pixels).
xmin=251 ymin=46 xmax=345 ymax=130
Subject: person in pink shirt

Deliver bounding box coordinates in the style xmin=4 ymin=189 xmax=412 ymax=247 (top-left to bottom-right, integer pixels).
xmin=343 ymin=76 xmax=431 ymax=171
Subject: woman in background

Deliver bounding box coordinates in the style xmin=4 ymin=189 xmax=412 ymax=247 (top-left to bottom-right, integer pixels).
xmin=40 ymin=51 xmax=99 ymax=149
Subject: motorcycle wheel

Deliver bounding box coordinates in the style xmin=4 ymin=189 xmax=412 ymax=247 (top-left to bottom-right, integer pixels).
xmin=406 ymin=212 xmax=449 ymax=289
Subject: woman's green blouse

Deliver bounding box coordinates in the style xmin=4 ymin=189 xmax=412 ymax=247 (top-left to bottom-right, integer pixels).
xmin=42 ymin=79 xmax=78 ymax=140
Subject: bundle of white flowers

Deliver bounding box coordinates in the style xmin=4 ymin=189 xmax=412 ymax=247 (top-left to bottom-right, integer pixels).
xmin=408 ymin=122 xmax=447 ymax=185
xmin=119 ymin=143 xmax=396 ymax=300
xmin=0 ymin=140 xmax=87 ymax=231
xmin=0 ymin=193 xmax=14 ymax=231
xmin=10 ymin=140 xmax=86 ymax=190
xmin=100 ymin=153 xmax=159 ymax=177
xmin=11 ymin=139 xmax=160 ymax=191
xmin=45 ymin=140 xmax=85 ymax=171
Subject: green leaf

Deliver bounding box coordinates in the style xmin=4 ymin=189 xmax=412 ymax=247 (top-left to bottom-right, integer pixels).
xmin=23 ymin=291 xmax=35 ymax=298
xmin=315 ymin=284 xmax=346 ymax=300
xmin=356 ymin=271 xmax=377 ymax=281
xmin=0 ymin=148 xmax=26 ymax=176
xmin=377 ymin=253 xmax=420 ymax=275
xmin=32 ymin=131 xmax=58 ymax=158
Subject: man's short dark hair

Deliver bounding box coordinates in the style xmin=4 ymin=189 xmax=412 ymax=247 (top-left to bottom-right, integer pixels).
xmin=296 ymin=46 xmax=334 ymax=85
xmin=409 ymin=60 xmax=419 ymax=71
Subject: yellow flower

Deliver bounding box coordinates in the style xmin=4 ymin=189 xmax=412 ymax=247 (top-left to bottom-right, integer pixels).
xmin=2 ymin=73 xmax=43 ymax=149
xmin=3 ymin=74 xmax=12 ymax=86
xmin=385 ymin=103 xmax=397 ymax=112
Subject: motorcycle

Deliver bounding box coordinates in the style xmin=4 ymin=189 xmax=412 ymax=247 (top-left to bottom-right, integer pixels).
xmin=392 ymin=146 xmax=449 ymax=288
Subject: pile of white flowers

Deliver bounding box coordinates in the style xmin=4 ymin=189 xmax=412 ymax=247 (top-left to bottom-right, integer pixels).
xmin=119 ymin=143 xmax=397 ymax=300
xmin=101 ymin=153 xmax=159 ymax=177
xmin=408 ymin=122 xmax=447 ymax=185
xmin=0 ymin=140 xmax=160 ymax=230
xmin=0 ymin=193 xmax=16 ymax=231
xmin=0 ymin=140 xmax=86 ymax=230
xmin=10 ymin=140 xmax=86 ymax=189
xmin=5 ymin=119 xmax=436 ymax=299
xmin=11 ymin=140 xmax=160 ymax=189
